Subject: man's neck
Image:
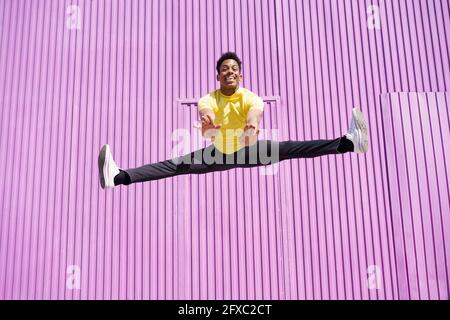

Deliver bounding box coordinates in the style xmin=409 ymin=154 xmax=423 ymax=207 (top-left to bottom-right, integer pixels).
xmin=219 ymin=86 xmax=239 ymax=96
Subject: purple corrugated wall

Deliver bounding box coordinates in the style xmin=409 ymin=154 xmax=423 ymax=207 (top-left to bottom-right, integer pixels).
xmin=381 ymin=92 xmax=450 ymax=299
xmin=0 ymin=0 xmax=449 ymax=300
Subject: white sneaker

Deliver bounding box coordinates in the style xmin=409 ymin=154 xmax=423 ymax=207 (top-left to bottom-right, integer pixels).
xmin=345 ymin=107 xmax=369 ymax=153
xmin=98 ymin=144 xmax=120 ymax=189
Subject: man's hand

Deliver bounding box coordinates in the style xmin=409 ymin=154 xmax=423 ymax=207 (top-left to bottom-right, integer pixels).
xmin=240 ymin=108 xmax=263 ymax=146
xmin=239 ymin=122 xmax=260 ymax=147
xmin=200 ymin=114 xmax=222 ymax=140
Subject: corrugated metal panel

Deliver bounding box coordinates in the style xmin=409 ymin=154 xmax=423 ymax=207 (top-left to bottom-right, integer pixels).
xmin=176 ymin=98 xmax=284 ymax=299
xmin=0 ymin=0 xmax=449 ymax=300
xmin=381 ymin=92 xmax=450 ymax=299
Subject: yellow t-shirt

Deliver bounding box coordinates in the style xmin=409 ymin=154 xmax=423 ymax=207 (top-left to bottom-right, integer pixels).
xmin=197 ymin=87 xmax=264 ymax=154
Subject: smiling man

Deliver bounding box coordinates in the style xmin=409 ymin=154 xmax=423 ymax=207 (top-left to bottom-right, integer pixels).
xmin=197 ymin=53 xmax=264 ymax=154
xmin=98 ymin=52 xmax=368 ymax=188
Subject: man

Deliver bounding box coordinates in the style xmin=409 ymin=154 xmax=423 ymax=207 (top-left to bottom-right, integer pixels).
xmin=98 ymin=52 xmax=368 ymax=189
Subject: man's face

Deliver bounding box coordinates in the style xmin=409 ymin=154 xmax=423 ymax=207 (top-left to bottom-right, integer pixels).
xmin=217 ymin=59 xmax=242 ymax=91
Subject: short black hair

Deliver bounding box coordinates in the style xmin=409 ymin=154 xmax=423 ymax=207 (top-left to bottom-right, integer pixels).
xmin=216 ymin=52 xmax=242 ymax=74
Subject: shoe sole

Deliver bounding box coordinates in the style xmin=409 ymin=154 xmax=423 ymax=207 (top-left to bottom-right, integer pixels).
xmin=352 ymin=108 xmax=369 ymax=153
xmin=98 ymin=144 xmax=108 ymax=189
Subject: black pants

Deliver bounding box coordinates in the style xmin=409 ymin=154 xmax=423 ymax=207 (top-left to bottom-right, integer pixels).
xmin=119 ymin=137 xmax=351 ymax=185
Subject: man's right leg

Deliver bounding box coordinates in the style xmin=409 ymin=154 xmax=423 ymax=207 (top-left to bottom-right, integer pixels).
xmin=111 ymin=144 xmax=239 ymax=186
